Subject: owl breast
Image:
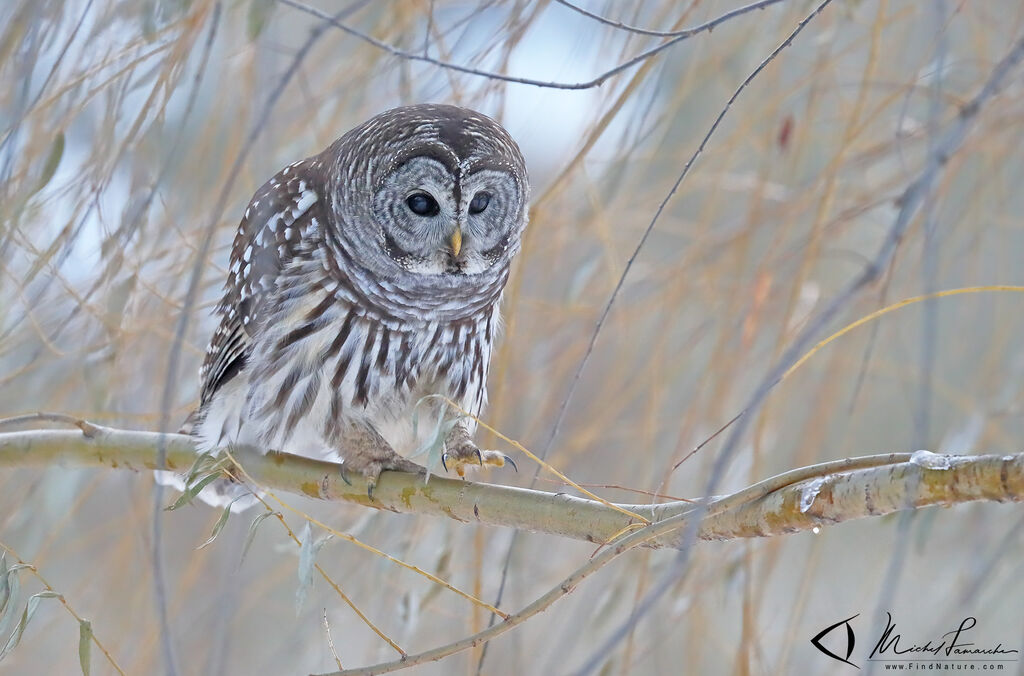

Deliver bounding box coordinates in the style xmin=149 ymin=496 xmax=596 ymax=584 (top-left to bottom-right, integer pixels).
xmin=193 ymin=258 xmax=497 ymax=463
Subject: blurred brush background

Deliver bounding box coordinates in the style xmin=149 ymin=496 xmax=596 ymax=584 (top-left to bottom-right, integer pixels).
xmin=2 ymin=0 xmax=1024 ymax=674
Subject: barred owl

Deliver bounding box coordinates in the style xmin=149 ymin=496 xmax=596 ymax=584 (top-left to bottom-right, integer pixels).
xmin=176 ymin=104 xmax=528 ymax=505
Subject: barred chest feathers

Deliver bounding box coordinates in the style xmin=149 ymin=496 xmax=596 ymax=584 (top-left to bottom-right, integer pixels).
xmin=195 ymin=266 xmax=500 ymax=462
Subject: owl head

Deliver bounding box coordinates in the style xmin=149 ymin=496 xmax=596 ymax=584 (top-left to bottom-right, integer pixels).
xmin=326 ymin=104 xmax=529 ymax=284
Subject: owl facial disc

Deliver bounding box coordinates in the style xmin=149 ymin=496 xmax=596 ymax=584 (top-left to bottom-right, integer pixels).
xmin=330 ymin=104 xmax=529 ymax=283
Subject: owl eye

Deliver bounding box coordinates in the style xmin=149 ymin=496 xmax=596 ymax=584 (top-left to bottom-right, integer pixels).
xmin=406 ymin=192 xmax=440 ymax=217
xmin=469 ymin=191 xmax=491 ymax=215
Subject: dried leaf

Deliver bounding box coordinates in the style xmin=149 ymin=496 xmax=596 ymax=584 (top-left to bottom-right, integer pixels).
xmin=295 ymin=523 xmax=314 ymax=614
xmin=78 ymin=619 xmax=91 ymax=676
xmin=164 ymin=471 xmax=221 ymax=511
xmin=419 ymin=416 xmax=460 ymax=481
xmin=33 ymin=131 xmax=64 ymax=196
xmin=196 ymin=502 xmax=235 ymax=550
xmin=0 ymin=561 xmax=31 ymax=639
xmin=247 ymin=0 xmax=275 ymax=40
xmin=409 ymin=394 xmax=460 ymax=479
xmin=295 ymin=523 xmax=332 ymax=615
xmin=164 ymin=453 xmax=233 ymax=510
xmin=184 ymin=452 xmax=228 ymax=486
xmin=0 ymin=591 xmax=60 ymax=662
xmin=0 ymin=555 xmax=17 ymax=638
xmin=240 ymin=510 xmax=277 ymax=564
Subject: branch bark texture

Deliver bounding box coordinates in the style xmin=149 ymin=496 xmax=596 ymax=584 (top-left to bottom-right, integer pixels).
xmin=1 ymin=425 xmax=1022 ymax=549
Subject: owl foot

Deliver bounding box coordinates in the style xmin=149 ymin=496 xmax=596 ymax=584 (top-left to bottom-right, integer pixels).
xmin=336 ymin=422 xmax=424 ymax=499
xmin=442 ymin=424 xmax=517 ymax=478
xmin=340 ymin=453 xmax=424 ymax=499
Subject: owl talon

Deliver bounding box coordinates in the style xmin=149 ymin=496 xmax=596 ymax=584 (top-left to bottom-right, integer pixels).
xmin=441 ymin=441 xmax=516 ymax=477
xmin=339 ymin=465 xmax=352 ymax=486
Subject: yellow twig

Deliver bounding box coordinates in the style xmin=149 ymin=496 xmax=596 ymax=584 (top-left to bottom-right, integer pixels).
xmin=783 ymin=286 xmax=1024 ymax=381
xmin=238 ymin=487 xmax=406 ymax=657
xmin=442 ymin=398 xmax=651 ymax=525
xmin=223 ymin=450 xmax=508 ymax=620
xmin=324 ymin=608 xmax=344 ymax=670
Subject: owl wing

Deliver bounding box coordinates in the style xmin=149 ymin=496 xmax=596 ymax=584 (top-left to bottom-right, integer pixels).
xmin=198 ymin=158 xmax=325 ymax=407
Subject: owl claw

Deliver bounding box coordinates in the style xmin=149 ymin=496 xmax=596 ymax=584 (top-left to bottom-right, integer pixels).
xmin=441 ymin=446 xmax=516 ymax=477
xmin=339 ymin=465 xmax=352 ymax=486
xmin=503 ymin=454 xmax=518 ymax=472
xmin=442 ymin=423 xmax=517 ymax=477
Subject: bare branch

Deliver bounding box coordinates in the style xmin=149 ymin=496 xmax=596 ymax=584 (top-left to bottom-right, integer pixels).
xmin=2 ymin=423 xmax=1022 ymax=674
xmin=553 ymin=0 xmax=786 ymax=39
xmin=1 ymin=425 xmax=1021 ymax=548
xmin=277 ymin=0 xmax=791 ymax=90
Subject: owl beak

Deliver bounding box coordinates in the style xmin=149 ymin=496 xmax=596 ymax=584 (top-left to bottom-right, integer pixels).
xmin=450 ymin=227 xmax=463 ymax=257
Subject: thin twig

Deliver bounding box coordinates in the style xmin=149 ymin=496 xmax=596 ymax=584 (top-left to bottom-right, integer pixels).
xmin=572 ymin=28 xmax=1024 ymax=674
xmin=868 ymin=8 xmax=950 ymax=676
xmin=442 ymin=397 xmax=650 ymax=524
xmin=149 ymin=4 xmax=225 ymax=670
xmin=0 ymin=0 xmax=95 ymax=153
xmin=0 ymin=539 xmax=126 ymax=676
xmin=532 ymin=476 xmax=690 ymax=502
xmin=48 ymin=0 xmax=225 ymax=341
xmin=0 ymin=412 xmax=86 ymax=431
xmin=324 ymin=609 xmax=344 ymax=670
xmin=554 ymin=0 xmax=786 ymax=38
xmin=499 ymin=3 xmax=837 ymax=635
xmin=535 ymin=0 xmax=836 ymax=472
xmin=223 ymin=448 xmax=509 ymax=620
xmin=242 ymin=490 xmax=406 ymax=657
xmin=278 ymin=0 xmax=790 ymax=91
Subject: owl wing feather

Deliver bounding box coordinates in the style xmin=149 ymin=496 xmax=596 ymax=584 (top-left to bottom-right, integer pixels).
xmin=198 ymin=158 xmax=325 ymax=407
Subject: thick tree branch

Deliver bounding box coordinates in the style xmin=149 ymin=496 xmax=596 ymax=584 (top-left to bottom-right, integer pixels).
xmin=1 ymin=425 xmax=1022 ymax=550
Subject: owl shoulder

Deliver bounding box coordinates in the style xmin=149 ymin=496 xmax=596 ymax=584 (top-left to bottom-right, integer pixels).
xmin=198 ymin=155 xmax=330 ymax=405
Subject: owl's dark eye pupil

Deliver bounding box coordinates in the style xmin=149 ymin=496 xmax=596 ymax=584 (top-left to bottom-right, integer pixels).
xmin=469 ymin=191 xmax=491 ymax=215
xmin=406 ymin=192 xmax=439 ymax=217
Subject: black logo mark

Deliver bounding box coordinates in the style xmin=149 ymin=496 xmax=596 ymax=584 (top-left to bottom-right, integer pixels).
xmin=811 ymin=614 xmax=859 ymax=668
